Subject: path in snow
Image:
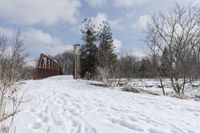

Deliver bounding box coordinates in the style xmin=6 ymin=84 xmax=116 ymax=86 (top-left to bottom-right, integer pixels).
xmin=14 ymin=76 xmax=200 ymax=133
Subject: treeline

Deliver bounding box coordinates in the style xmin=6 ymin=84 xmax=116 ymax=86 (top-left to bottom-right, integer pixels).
xmin=53 ymin=18 xmax=175 ymax=81
xmin=53 ymin=3 xmax=200 ymax=97
xmin=78 ymin=3 xmax=200 ymax=98
xmin=54 ymin=48 xmax=174 ymax=79
xmin=78 ymin=18 xmax=175 ymax=81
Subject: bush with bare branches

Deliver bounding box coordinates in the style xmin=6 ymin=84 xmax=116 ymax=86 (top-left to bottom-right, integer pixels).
xmin=0 ymin=31 xmax=26 ymax=133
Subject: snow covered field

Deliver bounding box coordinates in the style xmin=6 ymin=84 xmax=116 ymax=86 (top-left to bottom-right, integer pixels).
xmin=127 ymin=79 xmax=200 ymax=98
xmin=14 ymin=76 xmax=200 ymax=133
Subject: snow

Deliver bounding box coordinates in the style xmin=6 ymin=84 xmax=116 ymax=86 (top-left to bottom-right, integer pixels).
xmin=128 ymin=79 xmax=200 ymax=98
xmin=14 ymin=76 xmax=200 ymax=133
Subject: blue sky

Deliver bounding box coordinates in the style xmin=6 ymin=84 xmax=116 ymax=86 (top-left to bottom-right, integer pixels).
xmin=0 ymin=0 xmax=199 ymax=65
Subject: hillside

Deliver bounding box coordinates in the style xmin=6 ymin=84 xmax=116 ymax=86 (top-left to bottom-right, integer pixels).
xmin=14 ymin=76 xmax=200 ymax=133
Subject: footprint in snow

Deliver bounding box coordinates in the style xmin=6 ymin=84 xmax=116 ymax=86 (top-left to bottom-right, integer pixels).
xmin=109 ymin=118 xmax=143 ymax=132
xmin=53 ymin=119 xmax=63 ymax=126
xmin=29 ymin=108 xmax=36 ymax=113
xmin=149 ymin=128 xmax=165 ymax=133
xmin=30 ymin=122 xmax=42 ymax=130
xmin=40 ymin=114 xmax=49 ymax=123
xmin=56 ymin=99 xmax=63 ymax=105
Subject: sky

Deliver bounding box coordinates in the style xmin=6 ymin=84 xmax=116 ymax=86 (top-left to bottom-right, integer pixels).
xmin=0 ymin=0 xmax=200 ymax=65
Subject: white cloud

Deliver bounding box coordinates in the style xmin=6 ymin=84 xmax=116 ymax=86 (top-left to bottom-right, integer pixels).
xmin=0 ymin=27 xmax=72 ymax=65
xmin=23 ymin=28 xmax=72 ymax=56
xmin=0 ymin=0 xmax=80 ymax=25
xmin=92 ymin=13 xmax=107 ymax=27
xmin=110 ymin=19 xmax=122 ymax=29
xmin=0 ymin=27 xmax=15 ymax=38
xmin=91 ymin=13 xmax=122 ymax=29
xmin=86 ymin=0 xmax=106 ymax=7
xmin=25 ymin=57 xmax=37 ymax=67
xmin=126 ymin=11 xmax=136 ymax=18
xmin=24 ymin=28 xmax=56 ymax=45
xmin=86 ymin=0 xmax=147 ymax=7
xmin=132 ymin=15 xmax=151 ymax=31
xmin=113 ymin=0 xmax=147 ymax=7
xmin=113 ymin=39 xmax=122 ymax=53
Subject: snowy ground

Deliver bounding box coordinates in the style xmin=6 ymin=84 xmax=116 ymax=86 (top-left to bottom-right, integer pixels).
xmin=14 ymin=76 xmax=200 ymax=133
xmin=127 ymin=79 xmax=200 ymax=98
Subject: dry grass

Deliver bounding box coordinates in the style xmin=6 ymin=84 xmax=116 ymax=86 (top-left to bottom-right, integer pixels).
xmin=123 ymin=86 xmax=160 ymax=96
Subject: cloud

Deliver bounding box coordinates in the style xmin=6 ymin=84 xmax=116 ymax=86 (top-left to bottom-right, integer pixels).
xmin=109 ymin=19 xmax=122 ymax=29
xmin=25 ymin=57 xmax=37 ymax=67
xmin=113 ymin=0 xmax=147 ymax=7
xmin=24 ymin=28 xmax=57 ymax=45
xmin=126 ymin=11 xmax=136 ymax=18
xmin=85 ymin=0 xmax=106 ymax=7
xmin=0 ymin=27 xmax=72 ymax=57
xmin=132 ymin=15 xmax=151 ymax=31
xmin=0 ymin=27 xmax=15 ymax=38
xmin=86 ymin=0 xmax=147 ymax=7
xmin=92 ymin=13 xmax=107 ymax=27
xmin=113 ymin=39 xmax=122 ymax=53
xmin=23 ymin=28 xmax=72 ymax=56
xmin=0 ymin=0 xmax=80 ymax=25
xmin=91 ymin=13 xmax=122 ymax=29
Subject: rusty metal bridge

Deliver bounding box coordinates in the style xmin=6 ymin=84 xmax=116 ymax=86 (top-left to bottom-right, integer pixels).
xmin=35 ymin=53 xmax=63 ymax=79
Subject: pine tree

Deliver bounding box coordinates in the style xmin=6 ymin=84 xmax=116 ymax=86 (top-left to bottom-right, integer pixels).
xmin=160 ymin=47 xmax=170 ymax=77
xmin=98 ymin=21 xmax=117 ymax=76
xmin=80 ymin=18 xmax=98 ymax=79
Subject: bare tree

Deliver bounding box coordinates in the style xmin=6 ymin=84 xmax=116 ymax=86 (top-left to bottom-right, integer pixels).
xmin=0 ymin=33 xmax=6 ymax=59
xmin=146 ymin=3 xmax=200 ymax=98
xmin=9 ymin=31 xmax=26 ymax=83
xmin=0 ymin=31 xmax=26 ymax=133
xmin=0 ymin=34 xmax=7 ymax=81
xmin=147 ymin=39 xmax=166 ymax=95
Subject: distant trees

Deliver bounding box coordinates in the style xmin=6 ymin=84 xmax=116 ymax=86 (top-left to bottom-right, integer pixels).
xmin=54 ymin=51 xmax=74 ymax=75
xmin=160 ymin=47 xmax=170 ymax=77
xmin=118 ymin=51 xmax=139 ymax=79
xmin=146 ymin=3 xmax=200 ymax=97
xmin=20 ymin=66 xmax=35 ymax=80
xmin=139 ymin=58 xmax=154 ymax=78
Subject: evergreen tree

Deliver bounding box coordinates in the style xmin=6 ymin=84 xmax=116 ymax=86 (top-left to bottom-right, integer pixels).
xmin=80 ymin=18 xmax=98 ymax=79
xmin=160 ymin=47 xmax=170 ymax=77
xmin=98 ymin=21 xmax=117 ymax=76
